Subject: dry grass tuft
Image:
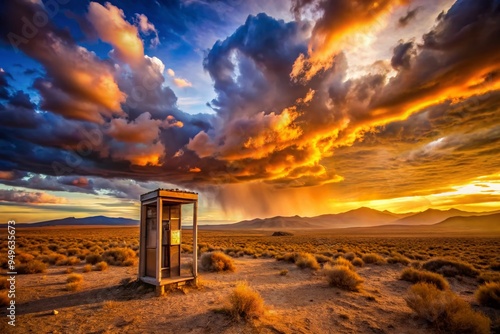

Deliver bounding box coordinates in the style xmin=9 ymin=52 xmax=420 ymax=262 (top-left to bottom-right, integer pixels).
xmin=405 ymin=283 xmax=490 ymax=334
xmin=362 ymin=253 xmax=386 ymax=265
xmin=66 ymin=273 xmax=83 ymax=283
xmin=352 ymin=257 xmax=364 ymax=267
xmin=0 ymin=291 xmax=9 ymax=306
xmin=200 ymin=251 xmax=236 ymax=272
xmin=478 ymin=271 xmax=500 ymax=283
xmin=0 ymin=277 xmax=9 ymax=290
xmin=343 ymin=252 xmax=356 ymax=261
xmin=332 ymin=257 xmax=355 ymax=270
xmin=17 ymin=260 xmax=47 ymax=274
xmin=422 ymin=258 xmax=479 ymax=277
xmin=95 ymin=261 xmax=108 ymax=271
xmin=387 ymin=253 xmax=411 ymax=265
xmin=66 ymin=282 xmax=81 ymax=291
xmin=295 ymin=252 xmax=320 ymax=270
xmin=279 ymin=269 xmax=288 ymax=276
xmin=475 ymin=282 xmax=500 ymax=308
xmin=82 ymin=264 xmax=92 ymax=273
xmin=102 ymin=248 xmax=137 ymax=266
xmin=102 ymin=300 xmax=117 ymax=309
xmin=401 ymin=267 xmax=449 ymax=290
xmin=226 ymin=282 xmax=265 ymax=321
xmin=324 ymin=264 xmax=363 ymax=291
xmin=85 ymin=253 xmax=102 ymax=265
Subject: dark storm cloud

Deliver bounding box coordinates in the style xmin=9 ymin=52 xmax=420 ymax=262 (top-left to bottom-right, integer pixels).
xmin=391 ymin=41 xmax=415 ymax=70
xmin=0 ymin=0 xmax=499 ymax=210
xmin=0 ymin=70 xmax=12 ymax=100
xmin=398 ymin=7 xmax=422 ymax=27
xmin=0 ymin=189 xmax=67 ymax=204
xmin=203 ymin=13 xmax=310 ymax=119
xmin=0 ymin=173 xmax=162 ymax=200
xmin=0 ymin=0 xmax=126 ymax=122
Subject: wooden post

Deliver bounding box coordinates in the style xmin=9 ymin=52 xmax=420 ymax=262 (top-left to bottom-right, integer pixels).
xmin=193 ymin=201 xmax=198 ymax=279
xmin=156 ymin=198 xmax=163 ymax=286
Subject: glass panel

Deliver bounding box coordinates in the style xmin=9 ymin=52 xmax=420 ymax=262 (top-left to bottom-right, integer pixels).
xmin=146 ymin=205 xmax=157 ymax=248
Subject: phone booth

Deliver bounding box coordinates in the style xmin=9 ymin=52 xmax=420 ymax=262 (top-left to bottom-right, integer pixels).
xmin=138 ymin=189 xmax=198 ymax=295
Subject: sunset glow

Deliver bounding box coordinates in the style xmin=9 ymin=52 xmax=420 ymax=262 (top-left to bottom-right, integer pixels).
xmin=0 ymin=0 xmax=499 ymax=223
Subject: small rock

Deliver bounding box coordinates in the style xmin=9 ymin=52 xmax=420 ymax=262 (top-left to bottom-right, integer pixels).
xmin=52 ymin=310 xmax=59 ymax=315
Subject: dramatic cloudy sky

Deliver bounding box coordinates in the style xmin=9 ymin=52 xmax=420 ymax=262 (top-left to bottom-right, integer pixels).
xmin=0 ymin=0 xmax=499 ymax=223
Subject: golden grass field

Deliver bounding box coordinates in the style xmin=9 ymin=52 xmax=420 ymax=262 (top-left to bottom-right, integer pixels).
xmin=1 ymin=226 xmax=499 ymax=333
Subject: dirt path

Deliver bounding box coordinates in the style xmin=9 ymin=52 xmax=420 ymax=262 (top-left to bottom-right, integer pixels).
xmin=1 ymin=257 xmax=459 ymax=333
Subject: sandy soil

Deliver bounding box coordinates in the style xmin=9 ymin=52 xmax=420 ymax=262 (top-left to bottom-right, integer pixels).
xmin=1 ymin=257 xmax=495 ymax=334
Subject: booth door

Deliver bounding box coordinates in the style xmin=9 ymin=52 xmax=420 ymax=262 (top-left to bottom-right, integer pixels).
xmin=162 ymin=205 xmax=181 ymax=277
xmin=145 ymin=205 xmax=157 ymax=278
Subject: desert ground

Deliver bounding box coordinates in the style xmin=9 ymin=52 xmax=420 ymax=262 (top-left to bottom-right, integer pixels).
xmin=1 ymin=227 xmax=499 ymax=333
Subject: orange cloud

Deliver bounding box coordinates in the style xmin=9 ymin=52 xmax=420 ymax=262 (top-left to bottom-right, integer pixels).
xmin=0 ymin=171 xmax=14 ymax=180
xmin=291 ymin=0 xmax=407 ymax=82
xmin=188 ymin=107 xmax=303 ymax=160
xmin=87 ymin=2 xmax=145 ymax=67
xmin=173 ymin=77 xmax=193 ymax=88
xmin=112 ymin=142 xmax=165 ymax=166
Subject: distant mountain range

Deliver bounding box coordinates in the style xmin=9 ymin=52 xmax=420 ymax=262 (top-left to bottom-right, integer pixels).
xmin=5 ymin=215 xmax=138 ymax=228
xmin=202 ymin=207 xmax=500 ymax=231
xmin=4 ymin=208 xmax=500 ymax=232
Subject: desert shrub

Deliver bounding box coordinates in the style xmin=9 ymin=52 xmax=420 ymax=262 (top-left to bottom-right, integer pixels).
xmin=57 ymin=256 xmax=80 ymax=266
xmin=343 ymin=252 xmax=356 ymax=261
xmin=17 ymin=253 xmax=35 ymax=263
xmin=95 ymin=261 xmax=108 ymax=271
xmin=67 ymin=274 xmax=83 ymax=283
xmin=410 ymin=261 xmax=422 ymax=269
xmin=352 ymin=257 xmax=364 ymax=267
xmin=271 ymin=231 xmax=293 ymax=236
xmin=405 ymin=283 xmax=490 ymax=334
xmin=447 ymin=307 xmax=491 ymax=334
xmin=0 ymin=291 xmax=9 ymax=306
xmin=475 ymin=282 xmax=500 ymax=308
xmin=65 ymin=267 xmax=74 ymax=274
xmin=102 ymin=248 xmax=136 ymax=266
xmin=324 ymin=264 xmax=363 ymax=291
xmin=280 ymin=252 xmax=298 ymax=263
xmin=478 ymin=271 xmax=500 ymax=283
xmin=388 ymin=253 xmax=410 ymax=265
xmin=0 ymin=277 xmax=9 ymax=290
xmin=226 ymin=282 xmax=265 ymax=320
xmin=200 ymin=251 xmax=235 ymax=272
xmin=279 ymin=269 xmax=288 ymax=276
xmin=331 ymin=257 xmax=355 ymax=270
xmin=102 ymin=300 xmax=117 ymax=309
xmin=315 ymin=254 xmax=331 ymax=264
xmin=401 ymin=268 xmax=449 ymax=290
xmin=422 ymin=258 xmax=479 ymax=277
xmin=82 ymin=264 xmax=92 ymax=273
xmin=362 ymin=253 xmax=386 ymax=265
xmin=295 ymin=253 xmax=320 ymax=270
xmin=17 ymin=260 xmax=47 ymax=274
xmin=47 ymin=253 xmax=66 ymax=265
xmin=66 ymin=282 xmax=81 ymax=291
xmin=181 ymin=244 xmax=193 ymax=253
xmin=85 ymin=253 xmax=102 ymax=265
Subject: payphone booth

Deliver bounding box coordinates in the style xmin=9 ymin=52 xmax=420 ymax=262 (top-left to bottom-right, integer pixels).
xmin=139 ymin=189 xmax=198 ymax=295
